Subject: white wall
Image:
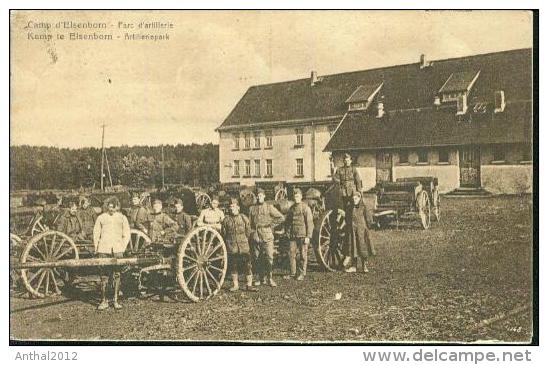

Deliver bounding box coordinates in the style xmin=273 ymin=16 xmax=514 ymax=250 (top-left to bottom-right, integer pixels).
xmin=218 ymin=124 xmax=336 ymax=184
xmin=481 ymin=164 xmax=533 ymax=194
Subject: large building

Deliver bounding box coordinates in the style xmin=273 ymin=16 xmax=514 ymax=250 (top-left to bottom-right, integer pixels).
xmin=217 ymin=48 xmax=533 ymax=194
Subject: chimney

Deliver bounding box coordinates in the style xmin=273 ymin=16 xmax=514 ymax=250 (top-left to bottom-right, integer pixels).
xmin=310 ymin=71 xmax=318 ymax=86
xmin=377 ymin=100 xmax=385 ymax=118
xmin=494 ymin=90 xmax=506 ymax=113
xmin=456 ymin=93 xmax=468 ymax=115
xmin=420 ymin=54 xmax=431 ymax=69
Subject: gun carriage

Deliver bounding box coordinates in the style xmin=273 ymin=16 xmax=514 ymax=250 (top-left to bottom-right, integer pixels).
xmin=13 ymin=226 xmax=228 ymax=303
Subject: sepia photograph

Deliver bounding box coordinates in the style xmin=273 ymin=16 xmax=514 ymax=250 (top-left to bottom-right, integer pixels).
xmin=9 ymin=9 xmax=536 ymax=344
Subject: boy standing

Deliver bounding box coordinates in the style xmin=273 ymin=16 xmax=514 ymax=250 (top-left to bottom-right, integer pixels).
xmin=285 ymin=188 xmax=314 ymax=281
xmin=221 ymin=198 xmax=257 ymax=292
xmin=93 ymin=197 xmax=130 ymax=310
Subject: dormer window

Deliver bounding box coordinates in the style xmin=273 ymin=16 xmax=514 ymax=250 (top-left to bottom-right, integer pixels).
xmin=439 ymin=70 xmax=481 ymax=104
xmin=349 ymin=102 xmax=367 ymax=111
xmin=345 ymin=83 xmax=384 ymax=111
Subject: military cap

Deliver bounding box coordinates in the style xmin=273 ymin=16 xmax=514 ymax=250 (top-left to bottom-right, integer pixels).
xmin=293 ymin=188 xmax=302 ymax=196
xmin=229 ymin=198 xmax=240 ymax=207
xmin=352 ymin=190 xmax=362 ymax=198
xmin=35 ymin=198 xmax=47 ymax=206
xmin=344 ymin=153 xmax=352 ymax=159
xmin=256 ymin=188 xmax=265 ymax=195
xmin=174 ymin=198 xmax=184 ymax=206
xmin=131 ymin=192 xmax=141 ymax=199
xmin=152 ymin=199 xmax=163 ymax=205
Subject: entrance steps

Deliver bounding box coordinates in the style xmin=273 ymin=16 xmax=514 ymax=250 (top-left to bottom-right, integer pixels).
xmin=445 ymin=187 xmax=491 ymax=197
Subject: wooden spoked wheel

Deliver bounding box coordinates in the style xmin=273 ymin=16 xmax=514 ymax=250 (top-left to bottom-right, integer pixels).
xmin=30 ymin=215 xmax=48 ymax=236
xmin=195 ymin=192 xmax=211 ymax=212
xmin=417 ymin=190 xmax=431 ymax=230
xmin=176 ymin=226 xmax=227 ymax=302
xmin=10 ymin=233 xmax=22 ymax=288
xmin=126 ymin=229 xmax=151 ymax=254
xmin=432 ymin=188 xmax=441 ymax=222
xmin=20 ymin=231 xmax=79 ymax=298
xmin=275 ymin=188 xmax=287 ymax=201
xmin=313 ymin=209 xmax=346 ymax=272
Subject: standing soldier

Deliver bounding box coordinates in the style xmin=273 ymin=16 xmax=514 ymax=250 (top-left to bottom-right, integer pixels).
xmin=93 ymin=197 xmax=130 ymax=310
xmin=128 ymin=193 xmax=149 ymax=234
xmin=333 ymin=153 xmax=363 ymax=208
xmin=249 ymin=188 xmax=285 ymax=287
xmin=148 ymin=199 xmax=179 ymax=243
xmin=172 ymin=198 xmax=193 ymax=237
xmin=78 ymin=196 xmax=97 ymax=240
xmin=221 ymin=198 xmax=257 ymax=292
xmin=284 ymin=188 xmax=314 ymax=281
xmin=333 ymin=153 xmax=363 ymax=268
xmin=196 ymin=196 xmax=225 ymax=231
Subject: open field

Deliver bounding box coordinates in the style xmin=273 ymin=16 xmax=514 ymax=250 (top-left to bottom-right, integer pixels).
xmin=10 ymin=195 xmax=534 ymax=343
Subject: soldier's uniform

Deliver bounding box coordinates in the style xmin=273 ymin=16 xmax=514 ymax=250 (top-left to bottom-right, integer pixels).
xmin=248 ymin=189 xmax=284 ymax=285
xmin=78 ymin=205 xmax=97 ymax=240
xmin=128 ymin=204 xmax=149 ymax=233
xmin=56 ymin=211 xmax=85 ymax=240
xmin=148 ymin=211 xmax=179 ymax=243
xmin=285 ymin=194 xmax=314 ymax=279
xmin=222 ymin=212 xmax=252 ymax=274
xmin=333 ymin=163 xmax=363 ymax=202
xmin=174 ymin=210 xmax=193 ymax=237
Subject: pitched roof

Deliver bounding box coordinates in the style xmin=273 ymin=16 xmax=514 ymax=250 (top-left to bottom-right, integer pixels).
xmin=217 ymin=48 xmax=532 ymax=131
xmin=324 ymin=100 xmax=532 ymax=151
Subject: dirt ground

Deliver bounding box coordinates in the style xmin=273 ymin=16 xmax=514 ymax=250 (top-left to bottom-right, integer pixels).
xmin=10 ymin=195 xmax=534 ymax=343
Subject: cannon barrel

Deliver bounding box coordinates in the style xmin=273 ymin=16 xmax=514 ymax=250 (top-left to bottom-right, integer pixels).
xmin=13 ymin=256 xmax=171 ymax=270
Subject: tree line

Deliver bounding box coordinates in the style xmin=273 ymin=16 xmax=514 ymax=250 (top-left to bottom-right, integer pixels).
xmin=10 ymin=144 xmax=219 ymax=190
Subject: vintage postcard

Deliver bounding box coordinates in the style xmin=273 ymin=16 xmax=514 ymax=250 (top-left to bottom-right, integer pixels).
xmin=9 ymin=10 xmax=535 ymax=344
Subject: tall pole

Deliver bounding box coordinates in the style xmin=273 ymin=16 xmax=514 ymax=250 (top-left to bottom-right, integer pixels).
xmin=100 ymin=123 xmax=105 ymax=191
xmin=161 ymin=145 xmax=165 ymax=189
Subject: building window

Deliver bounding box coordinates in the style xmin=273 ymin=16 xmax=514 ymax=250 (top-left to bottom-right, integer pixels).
xmin=493 ymin=145 xmax=506 ymax=162
xmin=233 ymin=160 xmax=240 ymax=177
xmin=399 ymin=151 xmax=409 ymax=164
xmin=266 ymin=159 xmax=273 ymax=176
xmin=253 ymin=131 xmax=261 ymax=149
xmin=244 ymin=133 xmax=251 ymax=150
xmin=522 ymin=144 xmax=532 ymax=162
xmin=244 ymin=160 xmax=251 ymax=177
xmin=438 ymin=149 xmax=449 ymax=164
xmin=296 ymin=158 xmax=304 ymax=177
xmin=233 ymin=133 xmax=240 ymax=150
xmin=265 ymin=130 xmax=273 ymax=148
xmin=295 ymin=128 xmax=304 ymax=147
xmin=417 ymin=149 xmax=428 ymax=164
xmin=349 ymin=102 xmax=366 ymax=111
xmin=254 ymin=159 xmax=261 ymax=177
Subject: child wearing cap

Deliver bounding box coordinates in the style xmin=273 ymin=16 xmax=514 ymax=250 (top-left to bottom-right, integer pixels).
xmin=221 ymin=198 xmax=257 ymax=292
xmin=343 ymin=191 xmax=376 ymax=273
xmin=284 ymin=188 xmax=314 ymax=281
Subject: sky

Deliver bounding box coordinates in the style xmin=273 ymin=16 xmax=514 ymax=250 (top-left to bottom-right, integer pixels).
xmin=10 ymin=10 xmax=533 ymax=148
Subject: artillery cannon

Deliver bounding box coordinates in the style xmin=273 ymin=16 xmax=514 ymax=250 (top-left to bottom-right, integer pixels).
xmin=372 ymin=177 xmax=440 ymax=229
xmin=13 ymin=226 xmax=228 ymax=302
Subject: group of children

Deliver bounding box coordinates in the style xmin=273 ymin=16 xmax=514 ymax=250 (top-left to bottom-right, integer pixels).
xmin=53 ymin=185 xmax=376 ymax=309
